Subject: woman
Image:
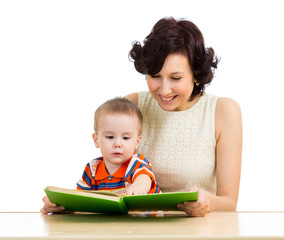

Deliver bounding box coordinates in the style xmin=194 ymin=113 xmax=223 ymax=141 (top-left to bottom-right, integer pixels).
xmin=41 ymin=17 xmax=242 ymax=217
xmin=126 ymin=17 xmax=242 ymax=217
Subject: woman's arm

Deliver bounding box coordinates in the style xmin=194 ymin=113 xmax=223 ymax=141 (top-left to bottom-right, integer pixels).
xmin=178 ymin=97 xmax=242 ymax=216
xmin=213 ymin=97 xmax=242 ymax=210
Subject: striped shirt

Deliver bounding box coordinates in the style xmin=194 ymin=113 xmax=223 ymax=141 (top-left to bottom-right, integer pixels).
xmin=77 ymin=153 xmax=160 ymax=196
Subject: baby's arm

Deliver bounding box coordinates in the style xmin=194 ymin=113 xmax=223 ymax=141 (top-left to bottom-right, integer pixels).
xmin=126 ymin=174 xmax=152 ymax=195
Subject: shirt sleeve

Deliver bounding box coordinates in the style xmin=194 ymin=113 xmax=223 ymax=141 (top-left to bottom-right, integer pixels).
xmin=76 ymin=162 xmax=93 ymax=190
xmin=76 ymin=158 xmax=103 ymax=190
xmin=126 ymin=153 xmax=160 ymax=193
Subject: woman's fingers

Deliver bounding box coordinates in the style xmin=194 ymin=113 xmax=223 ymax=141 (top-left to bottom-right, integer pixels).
xmin=40 ymin=195 xmax=65 ymax=214
xmin=177 ymin=186 xmax=210 ymax=217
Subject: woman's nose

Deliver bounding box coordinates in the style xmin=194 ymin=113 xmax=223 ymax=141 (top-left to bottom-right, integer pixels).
xmin=159 ymin=79 xmax=172 ymax=95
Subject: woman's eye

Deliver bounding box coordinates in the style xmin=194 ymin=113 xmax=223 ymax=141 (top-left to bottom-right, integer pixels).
xmin=151 ymin=75 xmax=160 ymax=78
xmin=106 ymin=136 xmax=113 ymax=139
xmin=171 ymin=77 xmax=181 ymax=80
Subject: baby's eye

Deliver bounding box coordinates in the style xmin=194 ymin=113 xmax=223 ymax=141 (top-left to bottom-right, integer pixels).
xmin=123 ymin=136 xmax=130 ymax=140
xmin=106 ymin=136 xmax=113 ymax=139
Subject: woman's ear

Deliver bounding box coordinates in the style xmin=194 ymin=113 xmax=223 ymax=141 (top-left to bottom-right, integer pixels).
xmin=92 ymin=132 xmax=100 ymax=148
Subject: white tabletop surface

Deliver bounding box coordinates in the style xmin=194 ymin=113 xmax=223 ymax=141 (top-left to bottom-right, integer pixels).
xmin=1 ymin=211 xmax=284 ymax=239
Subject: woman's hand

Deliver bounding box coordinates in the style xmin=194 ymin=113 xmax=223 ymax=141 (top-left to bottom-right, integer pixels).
xmin=177 ymin=186 xmax=211 ymax=217
xmin=40 ymin=195 xmax=65 ymax=214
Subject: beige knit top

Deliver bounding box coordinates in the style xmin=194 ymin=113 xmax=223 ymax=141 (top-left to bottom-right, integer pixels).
xmin=137 ymin=91 xmax=218 ymax=194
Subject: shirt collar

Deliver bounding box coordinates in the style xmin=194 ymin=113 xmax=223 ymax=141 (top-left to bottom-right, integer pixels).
xmin=95 ymin=158 xmax=131 ymax=180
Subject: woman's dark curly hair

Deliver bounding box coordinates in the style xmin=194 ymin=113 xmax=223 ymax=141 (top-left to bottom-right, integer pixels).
xmin=129 ymin=17 xmax=219 ymax=101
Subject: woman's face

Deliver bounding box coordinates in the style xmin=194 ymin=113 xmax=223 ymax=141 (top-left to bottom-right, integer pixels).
xmin=146 ymin=53 xmax=196 ymax=111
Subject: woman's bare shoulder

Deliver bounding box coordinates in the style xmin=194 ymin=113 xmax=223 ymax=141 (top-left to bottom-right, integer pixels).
xmin=216 ymin=97 xmax=241 ymax=116
xmin=125 ymin=92 xmax=138 ymax=106
xmin=215 ymin=97 xmax=242 ymax=140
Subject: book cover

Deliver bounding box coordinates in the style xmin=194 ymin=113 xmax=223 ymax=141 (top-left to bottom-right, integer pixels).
xmin=44 ymin=186 xmax=198 ymax=214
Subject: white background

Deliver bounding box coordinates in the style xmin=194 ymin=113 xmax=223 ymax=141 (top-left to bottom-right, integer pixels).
xmin=0 ymin=0 xmax=283 ymax=212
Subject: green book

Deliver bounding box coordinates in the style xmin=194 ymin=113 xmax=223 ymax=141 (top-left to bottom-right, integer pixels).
xmin=44 ymin=186 xmax=198 ymax=214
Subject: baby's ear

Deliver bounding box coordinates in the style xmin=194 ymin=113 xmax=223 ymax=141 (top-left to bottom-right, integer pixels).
xmin=135 ymin=135 xmax=142 ymax=149
xmin=92 ymin=132 xmax=100 ymax=148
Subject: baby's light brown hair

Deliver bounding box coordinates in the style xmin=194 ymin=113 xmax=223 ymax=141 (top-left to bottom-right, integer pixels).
xmin=94 ymin=97 xmax=143 ymax=134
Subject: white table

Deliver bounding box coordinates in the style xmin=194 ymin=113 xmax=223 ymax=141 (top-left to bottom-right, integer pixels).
xmin=1 ymin=211 xmax=284 ymax=239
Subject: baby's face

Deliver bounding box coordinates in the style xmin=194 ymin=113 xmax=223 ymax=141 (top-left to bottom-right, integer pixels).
xmin=93 ymin=113 xmax=141 ymax=170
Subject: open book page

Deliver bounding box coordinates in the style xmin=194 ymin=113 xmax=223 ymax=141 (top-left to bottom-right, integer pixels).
xmin=46 ymin=186 xmax=120 ymax=201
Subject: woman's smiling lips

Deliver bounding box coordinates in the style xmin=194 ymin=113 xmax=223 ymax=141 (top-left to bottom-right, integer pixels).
xmin=158 ymin=94 xmax=177 ymax=103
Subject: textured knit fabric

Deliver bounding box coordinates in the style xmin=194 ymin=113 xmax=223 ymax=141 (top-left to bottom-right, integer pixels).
xmin=137 ymin=91 xmax=218 ymax=194
xmin=77 ymin=153 xmax=160 ymax=196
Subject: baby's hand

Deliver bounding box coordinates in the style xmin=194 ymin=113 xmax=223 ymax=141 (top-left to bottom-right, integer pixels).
xmin=126 ymin=183 xmax=148 ymax=195
xmin=126 ymin=174 xmax=152 ymax=195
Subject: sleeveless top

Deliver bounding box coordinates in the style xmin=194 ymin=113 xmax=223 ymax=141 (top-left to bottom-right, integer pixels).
xmin=137 ymin=91 xmax=218 ymax=194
